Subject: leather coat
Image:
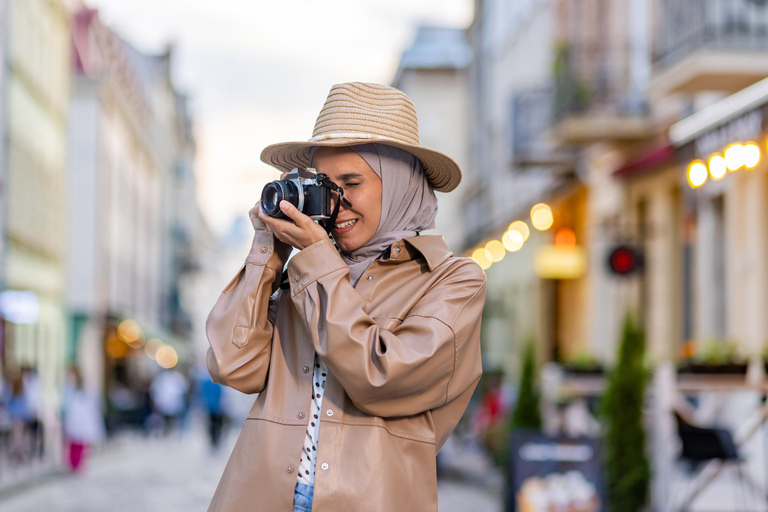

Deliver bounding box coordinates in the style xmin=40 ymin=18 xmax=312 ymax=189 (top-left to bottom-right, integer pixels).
xmin=206 ymin=229 xmax=486 ymax=511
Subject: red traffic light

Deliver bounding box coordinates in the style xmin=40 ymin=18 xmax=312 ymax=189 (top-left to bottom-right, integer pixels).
xmin=608 ymin=246 xmax=642 ymax=275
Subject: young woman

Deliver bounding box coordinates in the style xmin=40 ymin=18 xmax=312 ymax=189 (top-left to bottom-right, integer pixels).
xmin=206 ymin=82 xmax=486 ymax=511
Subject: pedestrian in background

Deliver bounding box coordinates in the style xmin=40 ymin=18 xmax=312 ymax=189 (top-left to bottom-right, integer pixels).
xmin=206 ymin=82 xmax=486 ymax=511
xmin=149 ymin=368 xmax=189 ymax=435
xmin=21 ymin=367 xmax=43 ymax=459
xmin=4 ymin=374 xmax=30 ymax=464
xmin=196 ymin=366 xmax=226 ymax=450
xmin=62 ymin=367 xmax=105 ymax=472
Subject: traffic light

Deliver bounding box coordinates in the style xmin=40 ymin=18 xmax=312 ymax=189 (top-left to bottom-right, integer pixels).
xmin=607 ymin=245 xmax=644 ymax=276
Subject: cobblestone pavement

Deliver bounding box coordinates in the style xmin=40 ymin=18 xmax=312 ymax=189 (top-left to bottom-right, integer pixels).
xmin=0 ymin=418 xmax=502 ymax=512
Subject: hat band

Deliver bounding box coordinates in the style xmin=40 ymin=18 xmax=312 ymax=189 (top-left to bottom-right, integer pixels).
xmin=308 ymin=132 xmax=408 ymax=144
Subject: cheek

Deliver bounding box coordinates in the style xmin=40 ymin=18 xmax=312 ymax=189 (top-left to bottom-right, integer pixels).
xmin=360 ymin=191 xmax=381 ymax=230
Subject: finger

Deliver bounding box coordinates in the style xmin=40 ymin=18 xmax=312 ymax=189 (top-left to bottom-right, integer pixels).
xmin=249 ymin=201 xmax=262 ymax=219
xmin=279 ymin=200 xmax=311 ymax=226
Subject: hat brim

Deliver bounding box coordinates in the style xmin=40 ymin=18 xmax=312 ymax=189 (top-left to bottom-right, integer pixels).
xmin=260 ymin=138 xmax=462 ymax=193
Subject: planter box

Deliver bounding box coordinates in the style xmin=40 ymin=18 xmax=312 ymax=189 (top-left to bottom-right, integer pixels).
xmin=677 ymin=363 xmax=748 ymax=374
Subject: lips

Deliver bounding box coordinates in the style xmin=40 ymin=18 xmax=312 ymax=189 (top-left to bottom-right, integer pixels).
xmin=333 ymin=218 xmax=358 ymax=234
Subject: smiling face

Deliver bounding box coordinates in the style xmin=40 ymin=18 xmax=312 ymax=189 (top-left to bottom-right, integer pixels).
xmin=312 ymin=146 xmax=382 ymax=252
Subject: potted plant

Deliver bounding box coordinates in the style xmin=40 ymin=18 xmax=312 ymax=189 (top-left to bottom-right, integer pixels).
xmin=602 ymin=313 xmax=650 ymax=511
xmin=561 ymin=349 xmax=604 ymax=376
xmin=678 ymin=338 xmax=748 ymax=374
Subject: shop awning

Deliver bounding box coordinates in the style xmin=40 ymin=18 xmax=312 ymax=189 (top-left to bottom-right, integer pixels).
xmin=612 ymin=141 xmax=675 ymax=178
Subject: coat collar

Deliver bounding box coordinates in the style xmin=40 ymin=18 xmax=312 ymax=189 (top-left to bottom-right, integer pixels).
xmin=386 ymin=235 xmax=454 ymax=271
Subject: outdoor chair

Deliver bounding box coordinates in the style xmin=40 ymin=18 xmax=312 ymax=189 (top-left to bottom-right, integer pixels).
xmin=673 ymin=411 xmax=765 ymax=511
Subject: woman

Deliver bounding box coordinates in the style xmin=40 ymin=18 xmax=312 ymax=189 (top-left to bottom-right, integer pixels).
xmin=206 ymin=82 xmax=485 ymax=511
xmin=62 ymin=367 xmax=105 ymax=471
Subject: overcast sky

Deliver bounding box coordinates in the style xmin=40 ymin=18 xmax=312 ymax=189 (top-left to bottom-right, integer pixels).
xmin=84 ymin=0 xmax=474 ymax=235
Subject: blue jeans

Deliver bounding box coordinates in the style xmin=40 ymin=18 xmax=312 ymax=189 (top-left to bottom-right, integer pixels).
xmin=293 ymin=482 xmax=314 ymax=512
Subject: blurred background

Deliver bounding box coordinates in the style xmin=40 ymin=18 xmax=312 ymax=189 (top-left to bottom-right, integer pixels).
xmin=3 ymin=0 xmax=768 ymax=511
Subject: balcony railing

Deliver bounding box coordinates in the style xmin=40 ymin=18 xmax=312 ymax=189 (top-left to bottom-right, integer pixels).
xmin=655 ymin=0 xmax=768 ymax=67
xmin=512 ymin=89 xmax=575 ymax=167
xmin=553 ymin=43 xmax=646 ymax=121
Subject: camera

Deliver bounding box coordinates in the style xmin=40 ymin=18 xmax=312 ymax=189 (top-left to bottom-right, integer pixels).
xmin=261 ymin=168 xmax=333 ymax=220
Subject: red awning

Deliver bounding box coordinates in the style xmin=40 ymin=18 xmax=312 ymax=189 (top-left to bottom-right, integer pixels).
xmin=612 ymin=141 xmax=675 ymax=178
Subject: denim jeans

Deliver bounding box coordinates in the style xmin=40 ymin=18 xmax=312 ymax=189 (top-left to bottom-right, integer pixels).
xmin=293 ymin=482 xmax=314 ymax=512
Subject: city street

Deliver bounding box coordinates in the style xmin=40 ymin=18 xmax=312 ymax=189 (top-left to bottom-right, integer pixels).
xmin=0 ymin=418 xmax=502 ymax=512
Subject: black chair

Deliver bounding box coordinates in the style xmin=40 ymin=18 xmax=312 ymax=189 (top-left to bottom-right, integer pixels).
xmin=673 ymin=412 xmax=764 ymax=511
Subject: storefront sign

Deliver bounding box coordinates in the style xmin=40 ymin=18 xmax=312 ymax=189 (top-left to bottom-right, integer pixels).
xmin=534 ymin=245 xmax=587 ymax=279
xmin=508 ymin=431 xmax=604 ymax=512
xmin=694 ymin=109 xmax=763 ymax=159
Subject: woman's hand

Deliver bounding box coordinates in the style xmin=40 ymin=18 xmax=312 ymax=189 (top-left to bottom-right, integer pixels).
xmin=256 ymin=200 xmax=329 ymax=251
xmin=249 ymin=201 xmax=293 ymax=260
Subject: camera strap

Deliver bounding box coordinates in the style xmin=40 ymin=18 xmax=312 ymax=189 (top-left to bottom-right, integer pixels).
xmin=315 ymin=174 xmax=352 ymax=234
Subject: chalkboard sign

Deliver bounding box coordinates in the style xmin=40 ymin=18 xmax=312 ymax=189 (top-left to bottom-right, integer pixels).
xmin=507 ymin=431 xmax=604 ymax=512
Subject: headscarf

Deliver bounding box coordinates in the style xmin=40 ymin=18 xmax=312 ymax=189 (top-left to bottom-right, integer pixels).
xmin=309 ymin=143 xmax=438 ymax=286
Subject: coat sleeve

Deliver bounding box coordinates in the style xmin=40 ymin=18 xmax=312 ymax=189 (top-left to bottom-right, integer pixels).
xmin=286 ymin=238 xmax=486 ymax=418
xmin=205 ymin=230 xmax=286 ymax=394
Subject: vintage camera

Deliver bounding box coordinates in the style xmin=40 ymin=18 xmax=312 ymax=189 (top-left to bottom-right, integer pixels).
xmin=261 ymin=168 xmax=333 ymax=220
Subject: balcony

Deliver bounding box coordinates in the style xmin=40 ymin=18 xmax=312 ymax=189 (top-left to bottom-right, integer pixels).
xmin=650 ymin=0 xmax=768 ymax=97
xmin=550 ymin=44 xmax=653 ymax=145
xmin=511 ymin=89 xmax=576 ymax=170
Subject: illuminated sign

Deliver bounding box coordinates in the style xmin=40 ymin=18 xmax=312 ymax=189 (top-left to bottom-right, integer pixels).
xmin=0 ymin=291 xmax=40 ymax=324
xmin=534 ymin=245 xmax=587 ymax=280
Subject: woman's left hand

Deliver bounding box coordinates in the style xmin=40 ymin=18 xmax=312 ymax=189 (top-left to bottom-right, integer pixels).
xmin=257 ymin=200 xmax=329 ymax=250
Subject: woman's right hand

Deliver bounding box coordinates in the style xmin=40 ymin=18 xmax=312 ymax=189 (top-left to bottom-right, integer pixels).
xmin=249 ymin=201 xmax=293 ymax=261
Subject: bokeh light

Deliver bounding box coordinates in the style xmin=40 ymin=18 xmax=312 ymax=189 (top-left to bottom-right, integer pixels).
xmin=155 ymin=345 xmax=179 ymax=369
xmin=724 ymin=143 xmax=744 ymax=171
xmin=554 ymin=228 xmax=577 ymax=247
xmin=531 ymin=203 xmax=554 ymax=231
xmin=117 ymin=319 xmax=143 ymax=345
xmin=471 ymin=248 xmax=493 ymax=270
xmin=687 ymin=160 xmax=708 ymax=188
xmin=508 ymin=220 xmax=530 ymax=242
xmin=502 ymin=229 xmax=524 ymax=252
xmin=744 ymin=142 xmax=760 ymax=169
xmin=708 ymin=154 xmax=727 ymax=180
xmin=485 ymin=240 xmax=506 ymax=262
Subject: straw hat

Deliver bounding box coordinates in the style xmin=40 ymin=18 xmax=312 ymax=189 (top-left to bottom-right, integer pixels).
xmin=260 ymin=82 xmax=462 ymax=192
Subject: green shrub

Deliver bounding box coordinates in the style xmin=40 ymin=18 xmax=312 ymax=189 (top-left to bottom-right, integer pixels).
xmin=510 ymin=341 xmax=542 ymax=431
xmin=602 ymin=313 xmax=650 ymax=512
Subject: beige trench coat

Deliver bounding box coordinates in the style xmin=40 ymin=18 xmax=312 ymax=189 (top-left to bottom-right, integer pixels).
xmin=206 ymin=230 xmax=485 ymax=511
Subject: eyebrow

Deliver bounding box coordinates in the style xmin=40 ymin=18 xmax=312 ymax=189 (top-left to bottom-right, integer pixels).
xmin=338 ymin=172 xmax=364 ymax=180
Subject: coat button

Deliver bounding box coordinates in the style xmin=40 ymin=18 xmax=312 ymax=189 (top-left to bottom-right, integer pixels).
xmin=260 ymin=246 xmax=268 ymax=253
xmin=321 ymin=462 xmax=329 ymax=470
xmin=326 ymin=409 xmax=333 ymax=417
xmin=297 ymin=412 xmax=305 ymax=419
xmin=286 ymin=465 xmax=295 ymax=474
xmin=366 ymin=275 xmax=373 ymax=281
xmin=395 ymin=247 xmax=401 ymax=253
xmin=302 ymin=365 xmax=310 ymax=373
xmin=292 ymin=274 xmax=300 ymax=283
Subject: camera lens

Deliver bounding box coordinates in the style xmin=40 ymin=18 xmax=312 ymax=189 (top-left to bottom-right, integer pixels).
xmin=261 ymin=180 xmax=299 ymax=218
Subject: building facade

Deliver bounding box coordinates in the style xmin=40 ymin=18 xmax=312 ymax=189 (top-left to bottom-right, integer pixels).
xmin=1 ymin=0 xmax=72 ymax=468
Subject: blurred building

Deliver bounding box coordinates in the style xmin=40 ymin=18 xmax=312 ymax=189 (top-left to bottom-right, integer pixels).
xmin=453 ymin=0 xmax=768 ymax=369
xmin=392 ymin=26 xmax=472 ymax=253
xmin=0 ymin=0 xmax=72 ymax=463
xmin=67 ymin=5 xmax=201 ymax=409
xmin=426 ymin=0 xmax=768 ymax=510
xmin=461 ymin=0 xmax=580 ymax=377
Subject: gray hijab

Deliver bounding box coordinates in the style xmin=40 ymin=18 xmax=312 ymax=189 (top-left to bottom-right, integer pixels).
xmin=309 ymin=143 xmax=438 ymax=286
